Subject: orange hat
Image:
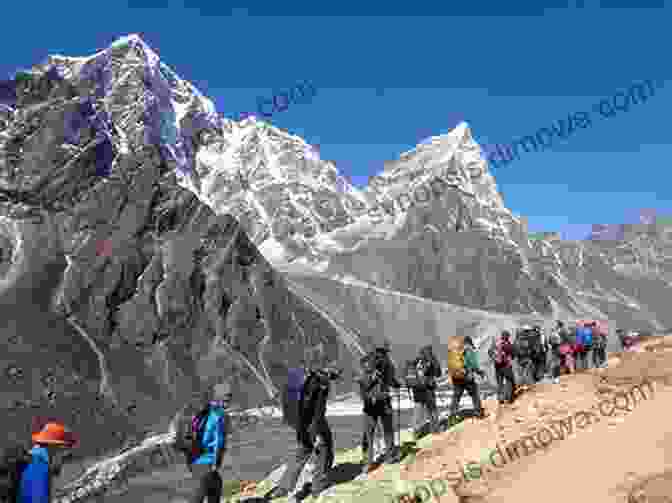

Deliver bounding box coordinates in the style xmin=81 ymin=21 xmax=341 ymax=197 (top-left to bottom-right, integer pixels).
xmin=32 ymin=422 xmax=77 ymax=446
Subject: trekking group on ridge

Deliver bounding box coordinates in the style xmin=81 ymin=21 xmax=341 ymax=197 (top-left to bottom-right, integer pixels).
xmin=0 ymin=321 xmax=641 ymax=503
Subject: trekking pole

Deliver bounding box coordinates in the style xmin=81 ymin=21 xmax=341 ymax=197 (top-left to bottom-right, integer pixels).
xmin=396 ymin=386 xmax=401 ymax=451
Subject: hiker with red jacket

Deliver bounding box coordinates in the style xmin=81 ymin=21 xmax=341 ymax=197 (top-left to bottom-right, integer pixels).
xmin=488 ymin=331 xmax=517 ymax=404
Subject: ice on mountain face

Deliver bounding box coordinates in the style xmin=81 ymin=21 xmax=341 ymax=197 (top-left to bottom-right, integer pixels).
xmin=0 ymin=79 xmax=19 ymax=107
xmin=80 ymin=52 xmax=113 ymax=99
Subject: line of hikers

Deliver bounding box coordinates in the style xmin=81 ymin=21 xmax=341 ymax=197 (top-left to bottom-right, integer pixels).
xmin=0 ymin=323 xmax=640 ymax=503
xmin=488 ymin=321 xmax=639 ymax=403
xmin=263 ymin=339 xmax=483 ymax=501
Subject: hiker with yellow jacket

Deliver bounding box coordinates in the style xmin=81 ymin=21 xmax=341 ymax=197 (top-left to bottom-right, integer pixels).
xmin=447 ymin=336 xmax=486 ymax=420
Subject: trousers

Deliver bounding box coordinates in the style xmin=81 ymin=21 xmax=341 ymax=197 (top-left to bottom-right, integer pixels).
xmin=189 ymin=465 xmax=223 ymax=503
xmin=412 ymin=392 xmax=438 ymax=435
xmin=593 ymin=345 xmax=606 ymax=367
xmin=277 ymin=418 xmax=333 ymax=497
xmin=361 ymin=401 xmax=395 ymax=465
xmin=449 ymin=377 xmax=482 ymax=416
xmin=494 ymin=365 xmax=516 ymax=402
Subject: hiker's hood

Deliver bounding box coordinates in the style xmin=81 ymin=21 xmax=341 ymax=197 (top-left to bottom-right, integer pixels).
xmin=209 ymin=406 xmax=227 ymax=418
xmin=30 ymin=445 xmax=50 ymax=464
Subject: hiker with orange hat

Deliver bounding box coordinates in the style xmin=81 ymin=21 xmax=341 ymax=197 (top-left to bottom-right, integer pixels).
xmin=17 ymin=421 xmax=77 ymax=503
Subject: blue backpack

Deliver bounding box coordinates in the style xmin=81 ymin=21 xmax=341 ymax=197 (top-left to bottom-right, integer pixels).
xmin=579 ymin=326 xmax=594 ymax=347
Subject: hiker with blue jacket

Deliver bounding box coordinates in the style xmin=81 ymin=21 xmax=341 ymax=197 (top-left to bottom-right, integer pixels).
xmin=11 ymin=422 xmax=77 ymax=503
xmin=174 ymin=382 xmax=229 ymax=503
xmin=575 ymin=322 xmax=594 ymax=371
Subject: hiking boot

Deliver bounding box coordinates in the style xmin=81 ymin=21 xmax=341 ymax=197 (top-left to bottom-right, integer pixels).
xmin=382 ymin=446 xmax=401 ymax=464
xmin=362 ymin=463 xmax=377 ymax=474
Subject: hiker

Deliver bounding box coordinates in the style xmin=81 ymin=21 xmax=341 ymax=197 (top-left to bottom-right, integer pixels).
xmin=265 ymin=363 xmax=342 ymax=502
xmin=617 ymin=328 xmax=635 ymax=351
xmin=448 ymin=336 xmax=486 ymax=419
xmin=548 ymin=321 xmax=567 ymax=383
xmin=559 ymin=323 xmax=576 ymax=374
xmin=174 ymin=382 xmax=229 ymax=503
xmin=357 ymin=348 xmax=401 ymax=472
xmin=575 ymin=321 xmax=594 ymax=370
xmin=488 ymin=331 xmax=516 ymax=403
xmin=531 ymin=325 xmax=547 ymax=381
xmin=8 ymin=422 xmax=77 ymax=503
xmin=371 ymin=345 xmax=402 ymax=457
xmin=592 ymin=322 xmax=608 ymax=368
xmin=513 ymin=326 xmax=542 ymax=384
xmin=405 ymin=345 xmax=442 ymax=440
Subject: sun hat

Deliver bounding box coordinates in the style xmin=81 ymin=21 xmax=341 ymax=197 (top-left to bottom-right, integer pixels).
xmin=32 ymin=422 xmax=76 ymax=446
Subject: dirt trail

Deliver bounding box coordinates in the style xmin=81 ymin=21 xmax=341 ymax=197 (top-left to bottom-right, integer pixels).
xmin=481 ymin=378 xmax=672 ymax=502
xmin=375 ymin=337 xmax=672 ymax=503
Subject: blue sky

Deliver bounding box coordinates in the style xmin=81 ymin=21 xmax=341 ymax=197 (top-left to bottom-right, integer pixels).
xmin=1 ymin=1 xmax=670 ymax=240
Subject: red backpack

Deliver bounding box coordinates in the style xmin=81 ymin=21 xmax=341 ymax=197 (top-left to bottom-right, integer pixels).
xmin=489 ymin=337 xmax=511 ymax=367
xmin=175 ymin=407 xmax=210 ymax=465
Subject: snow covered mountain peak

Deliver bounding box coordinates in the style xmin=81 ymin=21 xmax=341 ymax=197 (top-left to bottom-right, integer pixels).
xmin=2 ymin=34 xmax=515 ymax=271
xmin=183 ymin=110 xmax=518 ymax=269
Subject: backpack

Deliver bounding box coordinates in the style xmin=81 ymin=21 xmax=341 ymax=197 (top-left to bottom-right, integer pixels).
xmin=515 ymin=330 xmax=541 ymax=359
xmin=282 ymin=367 xmax=306 ymax=430
xmin=362 ymin=360 xmax=388 ymax=405
xmin=489 ymin=338 xmax=511 ymax=367
xmin=514 ymin=333 xmax=531 ymax=359
xmin=549 ymin=330 xmax=561 ymax=347
xmin=175 ymin=407 xmax=210 ymax=465
xmin=404 ymin=358 xmax=429 ymax=390
xmin=447 ymin=348 xmax=466 ymax=381
xmin=578 ymin=326 xmax=593 ymax=347
xmin=0 ymin=444 xmax=31 ymax=502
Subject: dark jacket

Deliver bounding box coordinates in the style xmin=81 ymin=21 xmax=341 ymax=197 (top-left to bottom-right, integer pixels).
xmin=357 ymin=352 xmax=401 ymax=412
xmin=297 ymin=371 xmax=331 ymax=446
xmin=410 ymin=352 xmax=442 ymax=403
